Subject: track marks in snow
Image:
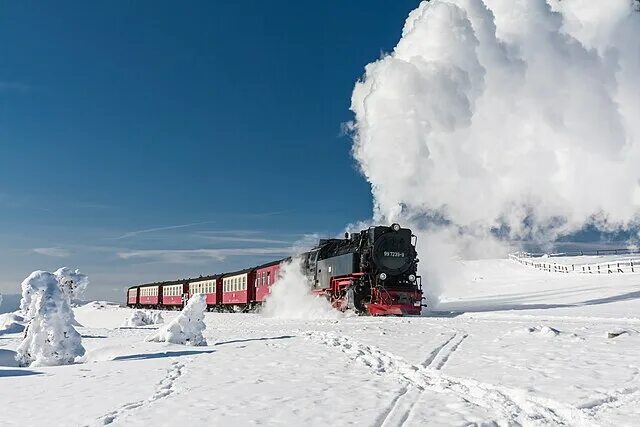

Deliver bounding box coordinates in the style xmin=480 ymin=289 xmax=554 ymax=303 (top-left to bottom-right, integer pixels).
xmin=307 ymin=331 xmax=592 ymax=426
xmin=94 ymin=360 xmax=186 ymax=426
xmin=579 ymin=387 xmax=640 ymax=416
xmin=375 ymin=387 xmax=421 ymax=427
xmin=378 ymin=333 xmax=468 ymax=427
xmin=422 ymin=332 xmax=467 ymax=370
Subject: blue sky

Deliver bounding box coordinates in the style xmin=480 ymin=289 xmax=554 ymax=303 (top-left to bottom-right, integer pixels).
xmin=0 ymin=1 xmax=420 ymax=301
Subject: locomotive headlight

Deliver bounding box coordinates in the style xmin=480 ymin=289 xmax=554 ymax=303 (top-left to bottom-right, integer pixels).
xmin=379 ymin=272 xmax=387 ymax=281
xmin=408 ymin=274 xmax=416 ymax=282
xmin=391 ymin=223 xmax=401 ymax=232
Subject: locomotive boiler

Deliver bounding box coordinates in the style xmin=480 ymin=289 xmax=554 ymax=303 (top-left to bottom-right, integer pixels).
xmin=301 ymin=223 xmax=423 ymax=315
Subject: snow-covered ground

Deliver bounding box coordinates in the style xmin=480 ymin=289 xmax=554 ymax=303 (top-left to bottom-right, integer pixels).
xmin=1 ymin=258 xmax=639 ymax=426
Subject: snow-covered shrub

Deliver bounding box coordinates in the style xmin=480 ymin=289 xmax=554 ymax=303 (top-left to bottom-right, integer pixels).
xmin=54 ymin=267 xmax=89 ymax=302
xmin=124 ymin=310 xmax=164 ymax=327
xmin=20 ymin=267 xmax=89 ymax=318
xmin=16 ymin=271 xmax=85 ymax=367
xmin=20 ymin=271 xmax=41 ymax=318
xmin=146 ymin=294 xmax=207 ymax=346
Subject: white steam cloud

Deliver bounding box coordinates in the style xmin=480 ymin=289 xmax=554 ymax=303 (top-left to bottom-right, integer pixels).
xmin=351 ymin=0 xmax=640 ymax=240
xmin=349 ymin=0 xmax=640 ymax=306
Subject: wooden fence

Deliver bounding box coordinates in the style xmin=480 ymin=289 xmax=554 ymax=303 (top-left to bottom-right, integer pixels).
xmin=509 ymin=251 xmax=640 ymax=274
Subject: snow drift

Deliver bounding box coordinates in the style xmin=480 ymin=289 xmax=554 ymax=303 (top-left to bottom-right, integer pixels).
xmin=146 ymin=294 xmax=207 ymax=346
xmin=16 ymin=271 xmax=85 ymax=367
xmin=262 ymin=259 xmax=341 ymax=320
xmin=124 ymin=310 xmax=164 ymax=327
xmin=0 ymin=312 xmax=24 ymax=335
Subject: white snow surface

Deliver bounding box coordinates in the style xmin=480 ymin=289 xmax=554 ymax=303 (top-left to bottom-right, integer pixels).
xmin=0 ymin=258 xmax=639 ymax=425
xmin=146 ymin=294 xmax=207 ymax=346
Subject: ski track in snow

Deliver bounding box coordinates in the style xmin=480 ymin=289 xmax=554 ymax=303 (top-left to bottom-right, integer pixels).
xmin=424 ymin=332 xmax=468 ymax=371
xmin=378 ymin=332 xmax=468 ymax=426
xmin=93 ymin=360 xmax=187 ymax=426
xmin=307 ymin=331 xmax=595 ymax=426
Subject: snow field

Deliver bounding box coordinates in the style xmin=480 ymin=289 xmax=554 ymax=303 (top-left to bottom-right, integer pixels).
xmin=0 ymin=258 xmax=638 ymax=426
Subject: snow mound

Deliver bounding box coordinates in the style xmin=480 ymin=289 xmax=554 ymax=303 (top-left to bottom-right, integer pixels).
xmin=16 ymin=271 xmax=85 ymax=367
xmin=84 ymin=301 xmax=120 ymax=310
xmin=528 ymin=326 xmax=560 ymax=336
xmin=124 ymin=310 xmax=164 ymax=327
xmin=146 ymin=294 xmax=207 ymax=346
xmin=0 ymin=312 xmax=25 ymax=335
xmin=262 ymin=259 xmax=342 ymax=320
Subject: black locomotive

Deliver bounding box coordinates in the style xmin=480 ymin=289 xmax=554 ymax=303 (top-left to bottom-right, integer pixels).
xmin=301 ymin=223 xmax=423 ymax=315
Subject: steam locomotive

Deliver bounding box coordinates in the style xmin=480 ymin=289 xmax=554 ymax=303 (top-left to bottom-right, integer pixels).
xmin=302 ymin=223 xmax=423 ymax=315
xmin=126 ymin=224 xmax=423 ymax=316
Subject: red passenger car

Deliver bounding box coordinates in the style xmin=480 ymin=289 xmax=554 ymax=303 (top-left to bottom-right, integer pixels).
xmin=188 ymin=275 xmax=221 ymax=308
xmin=221 ymin=268 xmax=255 ymax=309
xmin=139 ymin=285 xmax=160 ymax=306
xmin=161 ymin=281 xmax=189 ymax=308
xmin=254 ymin=260 xmax=282 ymax=303
xmin=127 ymin=287 xmax=138 ymax=307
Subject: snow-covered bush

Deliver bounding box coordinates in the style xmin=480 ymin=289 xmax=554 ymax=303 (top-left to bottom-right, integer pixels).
xmin=54 ymin=267 xmax=89 ymax=301
xmin=16 ymin=271 xmax=85 ymax=367
xmin=146 ymin=294 xmax=207 ymax=346
xmin=124 ymin=310 xmax=164 ymax=327
xmin=20 ymin=267 xmax=89 ymax=318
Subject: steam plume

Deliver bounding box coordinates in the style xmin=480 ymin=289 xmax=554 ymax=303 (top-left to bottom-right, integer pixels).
xmin=349 ymin=0 xmax=640 ymax=305
xmin=351 ymin=0 xmax=640 ymax=239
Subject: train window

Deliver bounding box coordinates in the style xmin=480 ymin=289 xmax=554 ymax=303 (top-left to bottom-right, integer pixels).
xmin=267 ymin=272 xmax=271 ymax=285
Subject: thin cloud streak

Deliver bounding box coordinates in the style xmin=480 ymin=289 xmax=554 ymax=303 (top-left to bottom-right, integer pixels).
xmin=113 ymin=221 xmax=216 ymax=240
xmin=32 ymin=247 xmax=70 ymax=258
xmin=117 ymin=247 xmax=292 ymax=263
xmin=193 ymin=235 xmax=293 ymax=244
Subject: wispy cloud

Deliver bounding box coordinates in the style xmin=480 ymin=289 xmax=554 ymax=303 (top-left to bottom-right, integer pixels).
xmin=32 ymin=247 xmax=70 ymax=258
xmin=117 ymin=247 xmax=292 ymax=263
xmin=192 ymin=231 xmax=292 ymax=245
xmin=0 ymin=82 xmax=33 ymax=92
xmin=113 ymin=221 xmax=216 ymax=240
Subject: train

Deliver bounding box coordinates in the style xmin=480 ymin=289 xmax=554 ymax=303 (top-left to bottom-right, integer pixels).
xmin=126 ymin=223 xmax=424 ymax=316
